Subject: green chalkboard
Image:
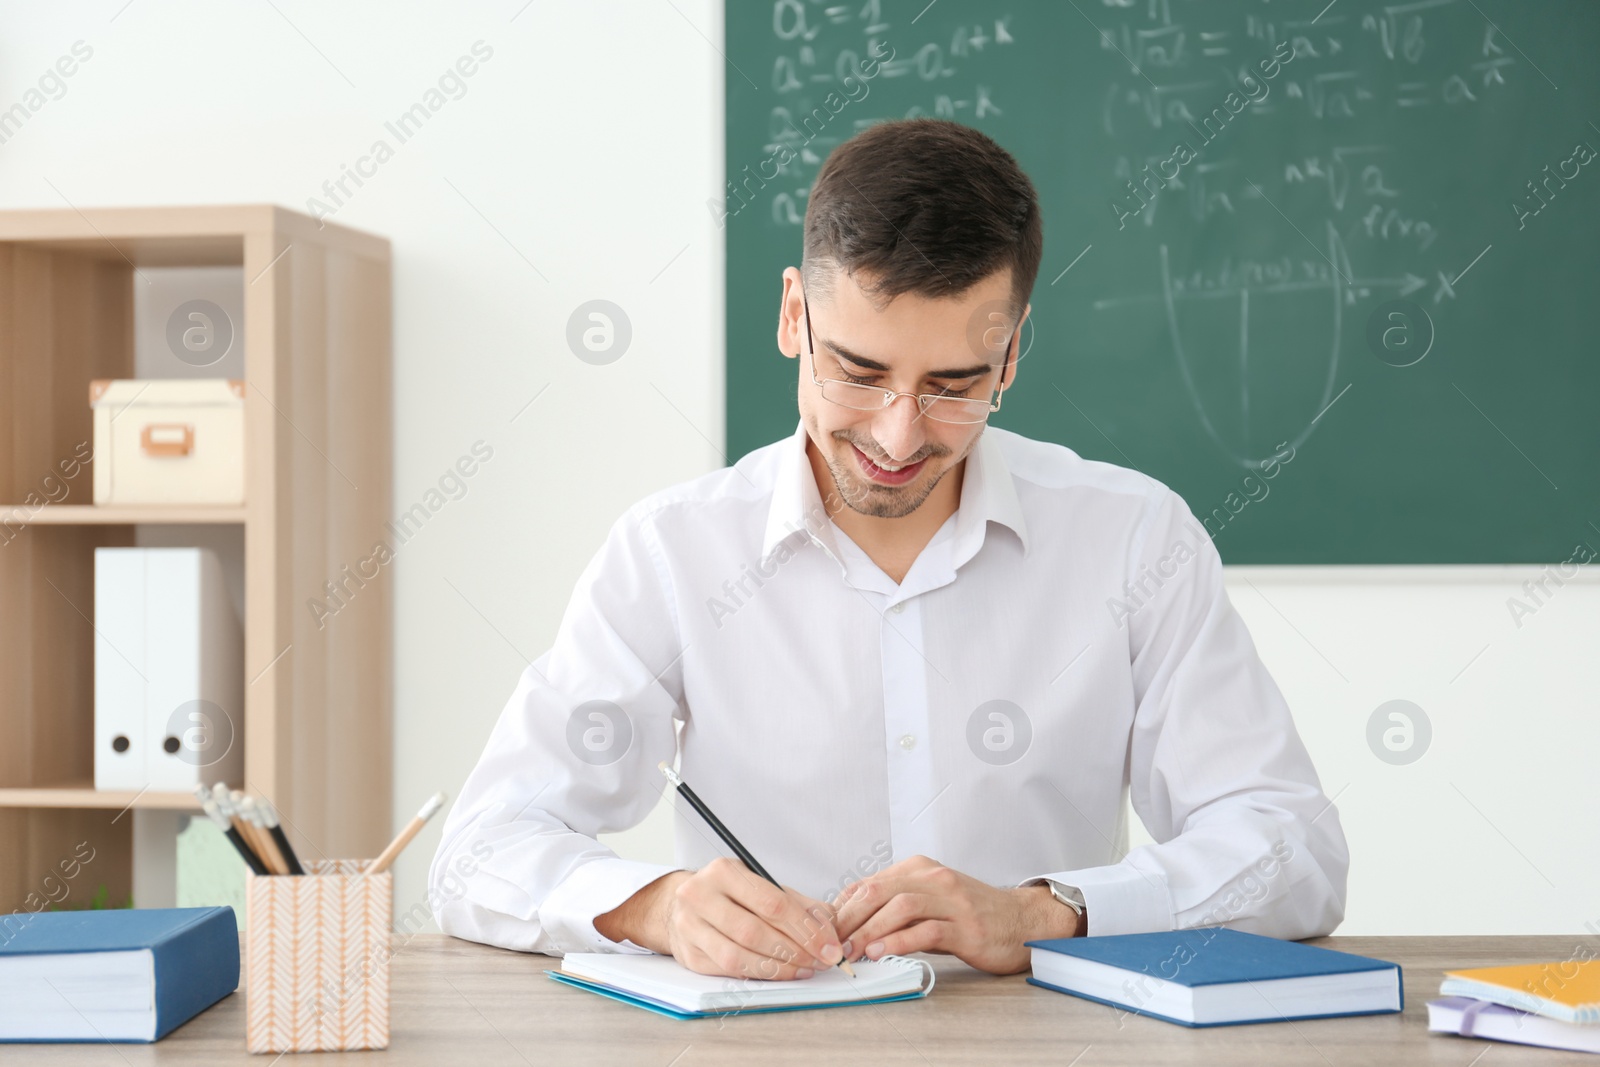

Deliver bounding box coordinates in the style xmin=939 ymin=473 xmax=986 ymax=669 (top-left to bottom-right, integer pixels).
xmin=725 ymin=0 xmax=1600 ymax=564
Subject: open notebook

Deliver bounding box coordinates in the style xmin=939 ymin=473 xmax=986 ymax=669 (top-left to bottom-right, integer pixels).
xmin=549 ymin=952 xmax=935 ymax=1019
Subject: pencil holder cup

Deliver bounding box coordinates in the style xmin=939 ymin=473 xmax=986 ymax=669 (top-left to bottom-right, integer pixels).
xmin=244 ymin=858 xmax=392 ymax=1053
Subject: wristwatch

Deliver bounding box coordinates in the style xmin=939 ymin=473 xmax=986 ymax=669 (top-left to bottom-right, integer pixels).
xmin=1042 ymin=879 xmax=1085 ymax=917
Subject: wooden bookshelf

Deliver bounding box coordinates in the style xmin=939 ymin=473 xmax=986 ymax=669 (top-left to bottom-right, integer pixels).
xmin=0 ymin=784 xmax=203 ymax=811
xmin=0 ymin=505 xmax=247 ymax=525
xmin=0 ymin=205 xmax=392 ymax=912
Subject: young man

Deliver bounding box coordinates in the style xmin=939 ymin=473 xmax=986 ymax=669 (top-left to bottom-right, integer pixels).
xmin=431 ymin=119 xmax=1348 ymax=981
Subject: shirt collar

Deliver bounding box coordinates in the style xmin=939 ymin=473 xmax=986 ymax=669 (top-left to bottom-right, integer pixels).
xmin=760 ymin=423 xmax=1029 ymax=566
xmin=953 ymin=427 xmax=1030 ymax=561
xmin=761 ymin=422 xmax=843 ymax=565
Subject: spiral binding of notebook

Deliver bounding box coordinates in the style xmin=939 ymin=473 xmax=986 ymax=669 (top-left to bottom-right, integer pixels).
xmin=876 ymin=954 xmax=938 ymax=997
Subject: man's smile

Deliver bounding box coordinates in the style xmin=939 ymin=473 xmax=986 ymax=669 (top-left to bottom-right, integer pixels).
xmin=850 ymin=443 xmax=928 ymax=487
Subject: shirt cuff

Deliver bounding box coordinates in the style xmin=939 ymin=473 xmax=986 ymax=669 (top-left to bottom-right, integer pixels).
xmin=1034 ymin=878 xmax=1084 ymax=914
xmin=538 ymin=858 xmax=681 ymax=954
xmin=1021 ymin=863 xmax=1171 ymax=937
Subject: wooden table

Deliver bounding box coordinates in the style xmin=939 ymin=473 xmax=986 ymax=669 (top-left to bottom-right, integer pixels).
xmin=10 ymin=935 xmax=1597 ymax=1065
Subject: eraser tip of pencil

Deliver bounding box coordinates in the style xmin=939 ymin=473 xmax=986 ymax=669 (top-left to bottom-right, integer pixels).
xmin=418 ymin=790 xmax=447 ymax=819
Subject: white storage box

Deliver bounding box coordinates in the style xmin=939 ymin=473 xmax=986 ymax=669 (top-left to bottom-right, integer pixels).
xmin=90 ymin=379 xmax=245 ymax=505
xmin=94 ymin=547 xmax=243 ymax=792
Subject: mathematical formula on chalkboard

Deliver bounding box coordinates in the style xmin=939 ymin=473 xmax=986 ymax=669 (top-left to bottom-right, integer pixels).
xmin=727 ymin=1 xmax=1599 ymax=561
xmin=731 ymin=0 xmax=1526 ymax=468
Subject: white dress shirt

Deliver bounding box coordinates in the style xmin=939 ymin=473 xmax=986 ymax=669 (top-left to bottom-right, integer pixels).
xmin=430 ymin=423 xmax=1349 ymax=955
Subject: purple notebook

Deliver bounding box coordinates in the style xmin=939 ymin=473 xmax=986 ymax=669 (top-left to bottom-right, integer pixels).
xmin=1429 ymin=996 xmax=1600 ymax=1053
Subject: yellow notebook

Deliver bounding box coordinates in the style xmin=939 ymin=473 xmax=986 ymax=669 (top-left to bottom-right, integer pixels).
xmin=1440 ymin=962 xmax=1600 ymax=1024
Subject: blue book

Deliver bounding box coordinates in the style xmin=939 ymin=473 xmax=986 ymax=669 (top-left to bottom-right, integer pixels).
xmin=0 ymin=906 xmax=239 ymax=1043
xmin=1025 ymin=927 xmax=1402 ymax=1028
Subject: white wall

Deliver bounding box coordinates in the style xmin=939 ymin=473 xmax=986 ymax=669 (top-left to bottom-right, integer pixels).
xmin=4 ymin=1 xmax=1594 ymax=937
xmin=0 ymin=0 xmax=723 ymax=921
xmin=1218 ymin=568 xmax=1600 ymax=935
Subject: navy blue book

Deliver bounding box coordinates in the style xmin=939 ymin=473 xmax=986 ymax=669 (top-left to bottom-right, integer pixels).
xmin=0 ymin=906 xmax=239 ymax=1043
xmin=1025 ymin=927 xmax=1402 ymax=1028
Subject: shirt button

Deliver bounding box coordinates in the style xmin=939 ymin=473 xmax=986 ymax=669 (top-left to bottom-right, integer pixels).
xmin=889 ymin=602 xmax=905 ymax=614
xmin=899 ymin=734 xmax=916 ymax=750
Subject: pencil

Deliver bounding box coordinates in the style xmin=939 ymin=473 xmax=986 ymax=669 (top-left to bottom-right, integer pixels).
xmin=219 ymin=790 xmax=257 ymax=866
xmin=238 ymin=796 xmax=289 ymax=876
xmin=211 ymin=782 xmax=244 ymax=841
xmin=257 ymin=798 xmax=306 ymax=875
xmin=657 ymin=761 xmax=855 ymax=977
xmin=217 ymin=787 xmax=278 ymax=875
xmin=367 ymin=791 xmax=446 ymax=875
xmin=230 ymin=790 xmax=284 ymax=875
xmin=213 ymin=786 xmax=254 ymax=856
xmin=194 ymin=786 xmax=268 ymax=875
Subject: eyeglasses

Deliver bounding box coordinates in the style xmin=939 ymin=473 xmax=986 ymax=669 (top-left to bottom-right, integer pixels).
xmin=800 ymin=285 xmax=1010 ymax=426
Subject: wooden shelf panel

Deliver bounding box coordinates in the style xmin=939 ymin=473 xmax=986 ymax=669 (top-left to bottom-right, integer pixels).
xmin=0 ymin=783 xmax=203 ymax=811
xmin=0 ymin=504 xmax=246 ymax=525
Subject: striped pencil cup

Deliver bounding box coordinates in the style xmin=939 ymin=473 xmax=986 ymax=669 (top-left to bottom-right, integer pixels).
xmin=244 ymin=859 xmax=391 ymax=1053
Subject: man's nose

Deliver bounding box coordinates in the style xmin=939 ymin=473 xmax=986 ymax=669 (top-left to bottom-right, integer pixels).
xmin=869 ymin=394 xmax=927 ymax=464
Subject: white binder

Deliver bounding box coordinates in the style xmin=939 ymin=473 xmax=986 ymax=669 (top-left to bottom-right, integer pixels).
xmin=93 ymin=551 xmax=147 ymax=791
xmin=93 ymin=548 xmax=243 ymax=792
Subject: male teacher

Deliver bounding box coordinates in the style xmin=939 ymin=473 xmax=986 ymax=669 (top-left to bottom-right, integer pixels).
xmin=431 ymin=119 xmax=1348 ymax=980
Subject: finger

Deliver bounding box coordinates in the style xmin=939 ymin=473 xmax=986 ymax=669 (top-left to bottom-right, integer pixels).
xmin=790 ymin=888 xmax=837 ymax=928
xmin=782 ymin=892 xmax=847 ymax=967
xmin=861 ymin=919 xmax=950 ymax=961
xmin=835 ymin=878 xmax=872 ymax=911
xmin=712 ymin=864 xmax=844 ymax=966
xmin=838 ymin=858 xmax=919 ymax=913
xmin=674 ymin=861 xmax=822 ymax=969
xmin=706 ymin=892 xmax=831 ymax=971
xmin=834 ymin=873 xmax=923 ymax=939
xmin=845 ymin=892 xmax=938 ymax=959
xmin=785 ymin=890 xmax=848 ymax=965
xmin=678 ymin=914 xmax=819 ymax=981
xmin=870 ymin=855 xmax=935 ymax=877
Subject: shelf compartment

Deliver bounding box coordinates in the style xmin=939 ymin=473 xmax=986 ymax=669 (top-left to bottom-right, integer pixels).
xmin=0 ymin=204 xmax=392 ymax=913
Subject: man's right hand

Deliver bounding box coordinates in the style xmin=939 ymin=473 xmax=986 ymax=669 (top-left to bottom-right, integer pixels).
xmin=593 ymin=857 xmax=848 ymax=981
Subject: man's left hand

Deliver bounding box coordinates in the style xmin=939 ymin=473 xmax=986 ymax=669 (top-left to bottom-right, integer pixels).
xmin=831 ymin=855 xmax=1081 ymax=975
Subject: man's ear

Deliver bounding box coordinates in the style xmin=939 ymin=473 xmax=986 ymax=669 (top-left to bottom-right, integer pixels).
xmin=776 ymin=266 xmax=803 ymax=360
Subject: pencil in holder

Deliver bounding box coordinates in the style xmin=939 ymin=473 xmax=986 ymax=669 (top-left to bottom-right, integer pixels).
xmin=244 ymin=858 xmax=392 ymax=1053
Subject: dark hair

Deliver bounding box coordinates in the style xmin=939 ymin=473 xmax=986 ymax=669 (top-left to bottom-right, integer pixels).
xmin=802 ymin=118 xmax=1042 ymax=315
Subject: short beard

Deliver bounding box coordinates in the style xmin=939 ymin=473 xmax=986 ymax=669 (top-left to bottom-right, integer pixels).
xmin=823 ymin=432 xmax=952 ymax=519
